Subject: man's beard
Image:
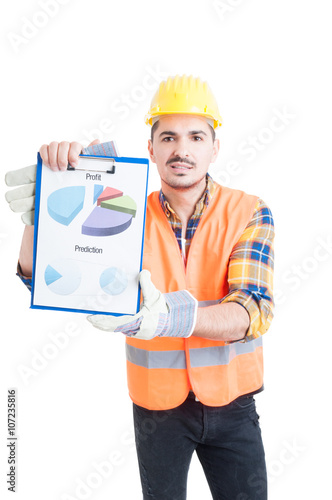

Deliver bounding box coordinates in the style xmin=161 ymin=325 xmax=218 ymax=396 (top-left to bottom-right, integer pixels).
xmin=161 ymin=173 xmax=206 ymax=191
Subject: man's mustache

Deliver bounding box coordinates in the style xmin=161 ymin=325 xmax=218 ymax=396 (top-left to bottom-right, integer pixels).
xmin=166 ymin=156 xmax=196 ymax=167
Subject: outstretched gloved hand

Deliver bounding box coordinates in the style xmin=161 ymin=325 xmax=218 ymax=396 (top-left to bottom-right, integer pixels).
xmin=5 ymin=165 xmax=37 ymax=225
xmin=87 ymin=270 xmax=198 ymax=340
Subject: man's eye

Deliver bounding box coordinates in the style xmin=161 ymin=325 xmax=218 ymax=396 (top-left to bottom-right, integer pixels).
xmin=162 ymin=137 xmax=174 ymax=142
xmin=192 ymin=136 xmax=202 ymax=141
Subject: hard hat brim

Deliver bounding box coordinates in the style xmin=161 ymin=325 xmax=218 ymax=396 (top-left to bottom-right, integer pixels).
xmin=145 ymin=111 xmax=222 ymax=129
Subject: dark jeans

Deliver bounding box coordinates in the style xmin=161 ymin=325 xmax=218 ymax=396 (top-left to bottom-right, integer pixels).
xmin=133 ymin=393 xmax=267 ymax=500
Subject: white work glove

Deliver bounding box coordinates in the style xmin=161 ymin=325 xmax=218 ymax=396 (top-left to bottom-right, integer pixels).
xmin=87 ymin=270 xmax=198 ymax=340
xmin=5 ymin=165 xmax=37 ymax=225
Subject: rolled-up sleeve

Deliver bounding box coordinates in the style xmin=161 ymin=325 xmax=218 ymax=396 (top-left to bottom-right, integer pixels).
xmin=16 ymin=261 xmax=32 ymax=292
xmin=220 ymin=198 xmax=275 ymax=342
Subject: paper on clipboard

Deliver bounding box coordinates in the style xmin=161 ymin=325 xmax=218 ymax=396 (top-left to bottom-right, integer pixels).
xmin=31 ymin=151 xmax=149 ymax=316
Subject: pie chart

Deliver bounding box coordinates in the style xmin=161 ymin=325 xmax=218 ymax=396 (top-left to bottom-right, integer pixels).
xmin=44 ymin=259 xmax=81 ymax=295
xmin=99 ymin=267 xmax=128 ymax=295
xmin=47 ymin=185 xmax=137 ymax=237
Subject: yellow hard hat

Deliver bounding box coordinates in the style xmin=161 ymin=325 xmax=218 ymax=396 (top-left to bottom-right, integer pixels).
xmin=145 ymin=75 xmax=222 ymax=129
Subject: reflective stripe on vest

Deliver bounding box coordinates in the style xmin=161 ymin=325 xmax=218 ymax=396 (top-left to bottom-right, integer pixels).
xmin=189 ymin=337 xmax=262 ymax=367
xmin=126 ymin=343 xmax=186 ymax=369
xmin=126 ymin=336 xmax=262 ymax=370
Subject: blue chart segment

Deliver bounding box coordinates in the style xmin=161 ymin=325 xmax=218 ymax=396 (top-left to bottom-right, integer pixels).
xmin=47 ymin=186 xmax=85 ymax=225
xmin=93 ymin=184 xmax=104 ymax=204
xmin=100 ymin=267 xmax=128 ymax=295
xmin=44 ymin=260 xmax=81 ymax=295
xmin=45 ymin=265 xmax=62 ymax=285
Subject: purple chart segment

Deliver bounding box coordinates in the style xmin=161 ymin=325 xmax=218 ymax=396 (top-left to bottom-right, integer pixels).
xmin=81 ymin=206 xmax=132 ymax=236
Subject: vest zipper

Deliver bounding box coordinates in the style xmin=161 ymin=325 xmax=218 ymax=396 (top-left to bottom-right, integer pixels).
xmin=181 ymin=237 xmax=187 ymax=266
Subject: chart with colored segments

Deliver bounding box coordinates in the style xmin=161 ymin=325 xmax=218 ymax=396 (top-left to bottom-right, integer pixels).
xmin=31 ymin=154 xmax=149 ymax=316
xmin=44 ymin=260 xmax=128 ymax=297
xmin=47 ymin=184 xmax=137 ymax=237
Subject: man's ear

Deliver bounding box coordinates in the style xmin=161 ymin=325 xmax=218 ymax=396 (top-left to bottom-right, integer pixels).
xmin=147 ymin=139 xmax=156 ymax=163
xmin=211 ymin=138 xmax=220 ymax=163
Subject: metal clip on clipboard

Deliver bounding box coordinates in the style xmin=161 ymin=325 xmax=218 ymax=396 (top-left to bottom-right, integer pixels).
xmin=67 ymin=155 xmax=116 ymax=174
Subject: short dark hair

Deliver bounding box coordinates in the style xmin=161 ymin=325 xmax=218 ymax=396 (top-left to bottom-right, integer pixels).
xmin=151 ymin=120 xmax=160 ymax=142
xmin=151 ymin=119 xmax=216 ymax=142
xmin=209 ymin=125 xmax=216 ymax=142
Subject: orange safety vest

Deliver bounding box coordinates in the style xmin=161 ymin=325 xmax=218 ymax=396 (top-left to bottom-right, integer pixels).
xmin=126 ymin=182 xmax=264 ymax=410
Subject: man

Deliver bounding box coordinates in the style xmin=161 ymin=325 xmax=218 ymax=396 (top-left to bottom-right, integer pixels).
xmin=5 ymin=75 xmax=274 ymax=499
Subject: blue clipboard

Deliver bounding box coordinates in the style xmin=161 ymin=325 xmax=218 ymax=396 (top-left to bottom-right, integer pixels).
xmin=31 ymin=152 xmax=149 ymax=316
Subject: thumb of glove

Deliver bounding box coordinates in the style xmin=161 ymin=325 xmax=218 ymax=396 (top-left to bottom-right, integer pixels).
xmin=139 ymin=270 xmax=168 ymax=314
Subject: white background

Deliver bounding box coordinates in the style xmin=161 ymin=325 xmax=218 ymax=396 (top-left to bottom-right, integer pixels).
xmin=1 ymin=1 xmax=331 ymax=499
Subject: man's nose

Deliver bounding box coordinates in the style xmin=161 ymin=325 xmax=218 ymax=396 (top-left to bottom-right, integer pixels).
xmin=172 ymin=137 xmax=190 ymax=158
